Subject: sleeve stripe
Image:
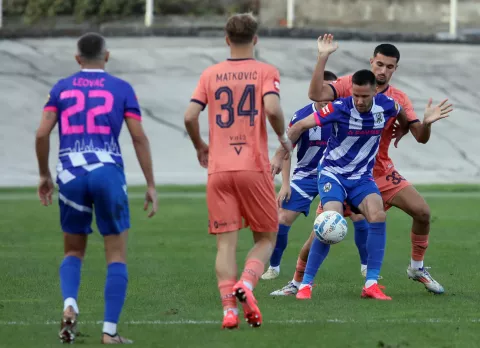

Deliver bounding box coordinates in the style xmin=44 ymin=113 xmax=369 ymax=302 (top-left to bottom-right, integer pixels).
xmin=408 ymin=119 xmax=420 ymax=125
xmin=328 ymin=84 xmax=337 ymax=100
xmin=314 ymin=111 xmax=322 ymax=126
xmin=125 ymin=112 xmax=142 ymax=121
xmin=44 ymin=106 xmax=57 ymax=112
xmin=263 ymin=91 xmax=280 ymax=98
xmin=190 ymin=99 xmax=206 ymax=110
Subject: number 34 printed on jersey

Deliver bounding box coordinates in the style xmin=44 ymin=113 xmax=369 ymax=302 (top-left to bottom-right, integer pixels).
xmin=215 ymin=84 xmax=258 ymax=128
xmin=60 ymin=89 xmax=113 ymax=135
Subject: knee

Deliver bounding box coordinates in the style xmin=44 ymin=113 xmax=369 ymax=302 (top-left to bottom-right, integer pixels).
xmin=368 ymin=210 xmax=386 ymax=223
xmin=278 ymin=209 xmax=297 ymax=226
xmin=412 ymin=204 xmax=431 ymax=225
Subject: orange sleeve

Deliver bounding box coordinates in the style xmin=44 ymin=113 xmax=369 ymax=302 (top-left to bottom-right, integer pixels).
xmin=329 ymin=75 xmax=351 ymax=99
xmin=191 ymin=71 xmax=208 ymax=110
xmin=262 ymin=66 xmax=280 ymax=98
xmin=400 ymin=93 xmax=419 ymax=123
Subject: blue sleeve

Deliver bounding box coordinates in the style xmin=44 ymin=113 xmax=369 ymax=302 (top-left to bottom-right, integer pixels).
xmin=124 ymin=83 xmax=142 ymax=121
xmin=313 ymin=102 xmax=342 ymax=126
xmin=44 ymin=80 xmax=62 ymax=112
xmin=384 ymin=96 xmax=402 ymax=119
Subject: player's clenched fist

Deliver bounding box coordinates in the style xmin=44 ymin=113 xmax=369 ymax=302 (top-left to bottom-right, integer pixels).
xmin=317 ymin=34 xmax=338 ymax=57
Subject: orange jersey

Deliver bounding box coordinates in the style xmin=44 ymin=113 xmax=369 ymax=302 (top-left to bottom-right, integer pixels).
xmin=329 ymin=75 xmax=419 ymax=175
xmin=191 ymin=58 xmax=280 ymax=174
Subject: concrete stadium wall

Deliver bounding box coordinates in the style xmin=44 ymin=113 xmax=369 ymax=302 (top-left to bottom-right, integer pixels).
xmin=0 ymin=37 xmax=479 ymax=187
xmin=260 ymin=0 xmax=480 ymax=30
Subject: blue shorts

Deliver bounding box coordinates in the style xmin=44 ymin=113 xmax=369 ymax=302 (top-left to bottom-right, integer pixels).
xmin=317 ymin=170 xmax=380 ymax=211
xmin=282 ymin=177 xmax=318 ymax=216
xmin=57 ymin=164 xmax=130 ymax=236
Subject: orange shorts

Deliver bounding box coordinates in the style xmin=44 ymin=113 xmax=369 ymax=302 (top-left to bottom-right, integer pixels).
xmin=374 ymin=166 xmax=411 ymax=211
xmin=316 ymin=201 xmax=353 ymax=218
xmin=206 ymin=171 xmax=278 ymax=234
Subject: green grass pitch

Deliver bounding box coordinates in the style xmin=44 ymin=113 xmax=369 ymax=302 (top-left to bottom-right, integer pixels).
xmin=0 ymin=184 xmax=479 ymax=347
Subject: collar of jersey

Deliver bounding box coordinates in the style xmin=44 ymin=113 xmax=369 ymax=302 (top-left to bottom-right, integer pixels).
xmin=81 ymin=69 xmax=105 ymax=72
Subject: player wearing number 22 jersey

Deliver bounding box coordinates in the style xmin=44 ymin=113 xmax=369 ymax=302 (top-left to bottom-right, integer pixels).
xmin=184 ymin=13 xmax=292 ymax=330
xmin=36 ymin=33 xmax=157 ymax=344
xmin=45 ymin=70 xmax=140 ymax=182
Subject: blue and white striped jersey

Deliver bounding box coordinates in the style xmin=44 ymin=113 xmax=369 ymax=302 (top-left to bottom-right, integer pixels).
xmin=289 ymin=103 xmax=331 ymax=181
xmin=313 ymin=94 xmax=401 ymax=180
xmin=44 ymin=69 xmax=142 ymax=184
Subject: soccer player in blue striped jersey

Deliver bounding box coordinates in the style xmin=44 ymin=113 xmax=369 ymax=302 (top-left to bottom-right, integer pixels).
xmin=285 ymin=69 xmax=451 ymax=300
xmin=261 ymin=71 xmax=339 ymax=282
xmin=35 ymin=33 xmax=158 ymax=344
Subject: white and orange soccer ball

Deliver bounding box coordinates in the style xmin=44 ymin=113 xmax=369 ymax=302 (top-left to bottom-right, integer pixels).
xmin=313 ymin=211 xmax=348 ymax=244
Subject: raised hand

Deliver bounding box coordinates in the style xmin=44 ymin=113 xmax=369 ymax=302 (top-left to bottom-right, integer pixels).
xmin=423 ymin=98 xmax=453 ymax=125
xmin=317 ymin=34 xmax=339 ymax=57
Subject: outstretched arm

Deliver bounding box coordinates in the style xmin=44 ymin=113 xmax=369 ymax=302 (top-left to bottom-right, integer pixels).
xmin=410 ymin=98 xmax=453 ymax=144
xmin=308 ymin=34 xmax=338 ymax=101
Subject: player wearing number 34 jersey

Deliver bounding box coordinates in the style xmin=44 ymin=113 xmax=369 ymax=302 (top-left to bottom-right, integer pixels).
xmin=184 ymin=13 xmax=292 ymax=330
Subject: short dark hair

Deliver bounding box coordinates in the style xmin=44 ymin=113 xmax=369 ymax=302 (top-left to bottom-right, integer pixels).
xmin=373 ymin=43 xmax=400 ymax=63
xmin=324 ymin=70 xmax=337 ymax=81
xmin=77 ymin=32 xmax=106 ymax=61
xmin=225 ymin=13 xmax=258 ymax=45
xmin=352 ymin=69 xmax=376 ymax=87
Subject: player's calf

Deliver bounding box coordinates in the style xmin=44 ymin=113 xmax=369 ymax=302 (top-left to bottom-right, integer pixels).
xmin=263 ymin=208 xmax=300 ymax=280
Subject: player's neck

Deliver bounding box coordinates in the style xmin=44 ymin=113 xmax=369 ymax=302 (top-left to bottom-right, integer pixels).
xmin=376 ymin=83 xmax=389 ymax=93
xmin=229 ymin=46 xmax=254 ymax=60
xmin=81 ymin=64 xmax=105 ymax=70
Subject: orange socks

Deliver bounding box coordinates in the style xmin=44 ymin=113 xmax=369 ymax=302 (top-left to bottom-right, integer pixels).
xmin=218 ymin=279 xmax=237 ymax=310
xmin=411 ymin=232 xmax=429 ymax=261
xmin=293 ymin=258 xmax=307 ymax=283
xmin=240 ymin=258 xmax=264 ymax=289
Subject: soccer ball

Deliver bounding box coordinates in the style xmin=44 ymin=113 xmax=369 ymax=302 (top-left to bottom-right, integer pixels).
xmin=313 ymin=211 xmax=348 ymax=245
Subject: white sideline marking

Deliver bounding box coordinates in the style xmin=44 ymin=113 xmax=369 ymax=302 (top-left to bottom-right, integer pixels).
xmin=0 ymin=191 xmax=479 ymax=201
xmin=0 ymin=318 xmax=479 ymax=326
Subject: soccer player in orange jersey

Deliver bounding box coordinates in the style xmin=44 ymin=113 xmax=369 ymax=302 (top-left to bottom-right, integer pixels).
xmin=307 ymin=34 xmax=446 ymax=294
xmin=184 ymin=13 xmax=293 ymax=329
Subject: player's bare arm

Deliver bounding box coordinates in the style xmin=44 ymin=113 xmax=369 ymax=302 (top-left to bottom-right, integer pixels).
xmin=308 ymin=34 xmax=338 ymax=102
xmin=409 ymin=98 xmax=454 ymax=144
xmin=264 ymin=94 xmax=293 ymax=153
xmin=287 ymin=114 xmax=317 ymax=144
xmin=125 ymin=117 xmax=158 ymax=217
xmin=35 ymin=110 xmax=57 ymax=206
xmin=184 ymin=102 xmax=209 ymax=168
xmin=277 ymin=154 xmax=292 ymax=206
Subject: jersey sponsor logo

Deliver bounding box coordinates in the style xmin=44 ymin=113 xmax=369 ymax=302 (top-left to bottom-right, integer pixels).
xmin=319 ymin=103 xmax=334 ymax=118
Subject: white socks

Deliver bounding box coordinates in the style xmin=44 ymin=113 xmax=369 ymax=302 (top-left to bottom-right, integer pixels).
xmin=103 ymin=322 xmax=117 ymax=336
xmin=411 ymin=259 xmax=424 ymax=270
xmin=64 ymin=298 xmax=79 ymax=314
xmin=365 ymin=280 xmax=377 ymax=288
xmin=242 ymin=280 xmax=253 ymax=291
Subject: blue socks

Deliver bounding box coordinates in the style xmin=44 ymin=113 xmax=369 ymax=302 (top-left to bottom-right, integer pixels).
xmin=60 ymin=255 xmax=82 ymax=304
xmin=104 ymin=262 xmax=128 ymax=324
xmin=269 ymin=224 xmax=291 ymax=267
xmin=366 ymin=222 xmax=387 ymax=281
xmin=301 ymin=238 xmax=331 ymax=285
xmin=353 ymin=219 xmax=369 ymax=265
